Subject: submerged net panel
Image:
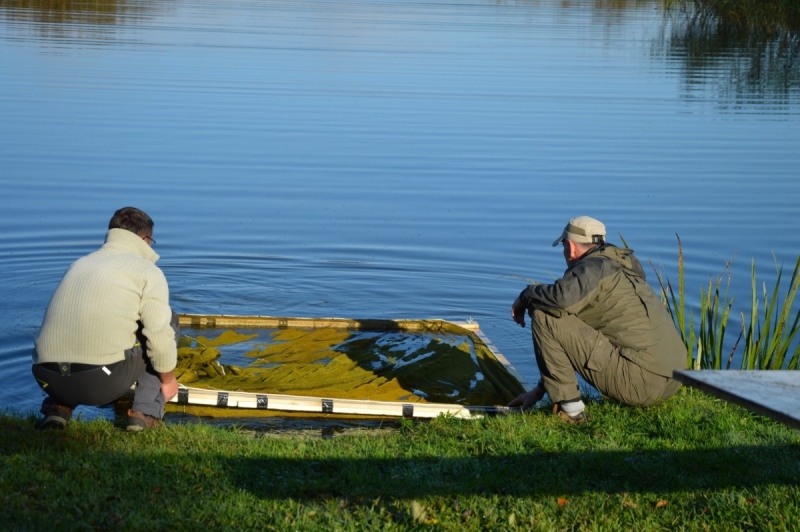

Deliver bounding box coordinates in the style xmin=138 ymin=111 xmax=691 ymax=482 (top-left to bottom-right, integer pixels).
xmin=170 ymin=319 xmax=525 ymax=418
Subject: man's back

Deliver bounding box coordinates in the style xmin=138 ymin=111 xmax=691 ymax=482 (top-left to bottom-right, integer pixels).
xmin=570 ymin=245 xmax=687 ymax=377
xmin=34 ymin=228 xmax=171 ymax=367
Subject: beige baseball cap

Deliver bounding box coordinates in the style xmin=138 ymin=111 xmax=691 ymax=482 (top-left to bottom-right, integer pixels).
xmin=552 ymin=216 xmax=606 ymax=246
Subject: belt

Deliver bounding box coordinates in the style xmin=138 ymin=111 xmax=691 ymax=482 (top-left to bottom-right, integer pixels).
xmin=38 ymin=362 xmax=105 ymax=376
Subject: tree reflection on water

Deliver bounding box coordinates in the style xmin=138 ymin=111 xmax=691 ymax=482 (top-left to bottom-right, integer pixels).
xmin=0 ymin=0 xmax=166 ymax=41
xmin=1 ymin=0 xmax=796 ymax=106
xmin=659 ymin=6 xmax=799 ymax=111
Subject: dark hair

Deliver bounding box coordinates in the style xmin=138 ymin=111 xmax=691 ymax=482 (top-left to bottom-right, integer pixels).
xmin=108 ymin=207 xmax=154 ymax=237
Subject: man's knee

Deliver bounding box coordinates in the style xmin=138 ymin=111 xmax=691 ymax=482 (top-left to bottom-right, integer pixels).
xmin=651 ymin=378 xmax=682 ymax=406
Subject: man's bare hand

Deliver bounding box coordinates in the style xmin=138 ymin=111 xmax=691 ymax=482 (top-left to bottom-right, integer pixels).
xmin=159 ymin=371 xmax=179 ymax=402
xmin=507 ymin=385 xmax=545 ymax=411
xmin=511 ymin=296 xmax=527 ymax=328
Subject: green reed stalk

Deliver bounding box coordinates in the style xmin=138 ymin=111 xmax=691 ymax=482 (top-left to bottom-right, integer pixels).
xmin=696 ymin=262 xmax=738 ymax=369
xmin=650 ymin=235 xmax=696 ymax=368
xmin=741 ymin=260 xmax=759 ymax=369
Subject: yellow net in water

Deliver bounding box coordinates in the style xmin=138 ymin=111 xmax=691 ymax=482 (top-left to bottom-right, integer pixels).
xmin=171 ymin=321 xmax=525 ymax=417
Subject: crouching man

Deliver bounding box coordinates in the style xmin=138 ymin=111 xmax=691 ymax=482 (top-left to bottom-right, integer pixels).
xmin=509 ymin=216 xmax=686 ymax=423
xmin=32 ymin=207 xmax=179 ymax=430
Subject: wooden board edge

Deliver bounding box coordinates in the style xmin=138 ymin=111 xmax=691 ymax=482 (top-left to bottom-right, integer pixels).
xmin=673 ymin=370 xmax=800 ymax=430
xmin=178 ymin=314 xmax=480 ymax=331
xmin=170 ymin=385 xmax=518 ymax=419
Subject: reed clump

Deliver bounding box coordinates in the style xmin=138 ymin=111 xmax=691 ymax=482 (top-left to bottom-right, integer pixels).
xmin=651 ymin=236 xmax=800 ymax=370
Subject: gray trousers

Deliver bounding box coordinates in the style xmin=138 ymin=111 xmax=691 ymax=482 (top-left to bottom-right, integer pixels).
xmin=531 ymin=310 xmax=680 ymax=407
xmin=32 ymin=312 xmax=180 ymax=420
xmin=127 ymin=344 xmax=168 ymax=420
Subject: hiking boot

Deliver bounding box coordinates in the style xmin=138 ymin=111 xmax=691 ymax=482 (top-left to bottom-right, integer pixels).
xmin=36 ymin=399 xmax=73 ymax=430
xmin=127 ymin=409 xmax=162 ymax=431
xmin=553 ymin=404 xmax=590 ymax=424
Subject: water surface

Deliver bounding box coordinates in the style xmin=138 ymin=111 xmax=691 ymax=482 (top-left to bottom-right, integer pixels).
xmin=1 ymin=0 xmax=798 ymax=422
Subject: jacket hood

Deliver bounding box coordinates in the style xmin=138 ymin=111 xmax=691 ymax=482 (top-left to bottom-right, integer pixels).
xmin=586 ymin=244 xmax=645 ymax=278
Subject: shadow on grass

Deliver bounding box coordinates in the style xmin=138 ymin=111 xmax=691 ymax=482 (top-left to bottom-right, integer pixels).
xmin=0 ymin=420 xmax=798 ymax=532
xmin=225 ymin=445 xmax=800 ymax=500
xmin=1 ymin=412 xmax=797 ymax=508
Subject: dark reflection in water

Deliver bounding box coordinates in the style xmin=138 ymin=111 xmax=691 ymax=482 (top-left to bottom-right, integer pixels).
xmin=0 ymin=0 xmax=164 ymax=40
xmin=2 ymin=0 xmax=796 ymax=105
xmin=1 ymin=0 xmax=152 ymax=22
xmin=660 ymin=8 xmax=799 ymax=110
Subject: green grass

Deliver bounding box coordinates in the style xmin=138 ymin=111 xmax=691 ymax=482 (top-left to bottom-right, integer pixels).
xmin=2 ymin=388 xmax=799 ymax=531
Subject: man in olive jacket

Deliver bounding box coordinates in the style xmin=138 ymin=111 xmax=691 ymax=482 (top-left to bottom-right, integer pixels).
xmin=509 ymin=216 xmax=686 ymax=423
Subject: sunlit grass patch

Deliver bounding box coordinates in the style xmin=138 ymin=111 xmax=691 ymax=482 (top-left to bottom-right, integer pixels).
xmin=2 ymin=388 xmax=799 ymax=531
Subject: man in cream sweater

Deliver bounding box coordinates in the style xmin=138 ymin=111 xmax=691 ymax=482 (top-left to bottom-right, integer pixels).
xmin=32 ymin=207 xmax=179 ymax=430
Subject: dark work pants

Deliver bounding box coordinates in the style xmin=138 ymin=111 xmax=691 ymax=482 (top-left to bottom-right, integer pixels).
xmin=32 ymin=312 xmax=180 ymax=420
xmin=531 ymin=309 xmax=680 ymax=407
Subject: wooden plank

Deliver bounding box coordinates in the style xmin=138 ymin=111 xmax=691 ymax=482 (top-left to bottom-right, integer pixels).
xmin=673 ymin=370 xmax=800 ymax=430
xmin=178 ymin=314 xmax=480 ymax=332
xmin=169 ymin=385 xmax=517 ymax=419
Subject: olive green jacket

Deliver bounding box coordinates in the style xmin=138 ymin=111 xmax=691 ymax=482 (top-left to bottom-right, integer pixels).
xmin=518 ymin=244 xmax=686 ymax=378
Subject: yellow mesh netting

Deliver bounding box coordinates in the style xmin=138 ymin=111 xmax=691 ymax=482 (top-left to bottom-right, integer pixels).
xmin=169 ymin=320 xmax=524 ymax=418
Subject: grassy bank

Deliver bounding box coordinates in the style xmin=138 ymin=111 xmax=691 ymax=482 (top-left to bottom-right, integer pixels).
xmin=2 ymin=388 xmax=798 ymax=531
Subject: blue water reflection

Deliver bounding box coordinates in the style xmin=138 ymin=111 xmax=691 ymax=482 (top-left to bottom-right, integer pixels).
xmin=1 ymin=0 xmax=798 ymax=421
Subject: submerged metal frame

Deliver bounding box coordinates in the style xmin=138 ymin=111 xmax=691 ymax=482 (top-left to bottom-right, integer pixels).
xmin=172 ymin=314 xmax=527 ymax=419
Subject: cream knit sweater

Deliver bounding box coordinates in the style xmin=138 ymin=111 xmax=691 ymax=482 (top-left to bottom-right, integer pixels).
xmin=34 ymin=228 xmax=178 ymax=374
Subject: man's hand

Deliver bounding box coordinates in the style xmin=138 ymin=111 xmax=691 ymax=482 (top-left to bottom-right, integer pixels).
xmin=507 ymin=385 xmax=545 ymax=411
xmin=511 ymin=296 xmax=527 ymax=328
xmin=159 ymin=371 xmax=179 ymax=402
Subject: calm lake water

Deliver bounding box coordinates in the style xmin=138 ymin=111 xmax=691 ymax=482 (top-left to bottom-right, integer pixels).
xmin=1 ymin=0 xmax=798 ymax=424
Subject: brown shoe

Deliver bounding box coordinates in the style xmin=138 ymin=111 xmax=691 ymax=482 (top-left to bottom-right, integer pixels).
xmin=127 ymin=409 xmax=162 ymax=431
xmin=553 ymin=404 xmax=589 ymax=424
xmin=36 ymin=398 xmax=74 ymax=430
